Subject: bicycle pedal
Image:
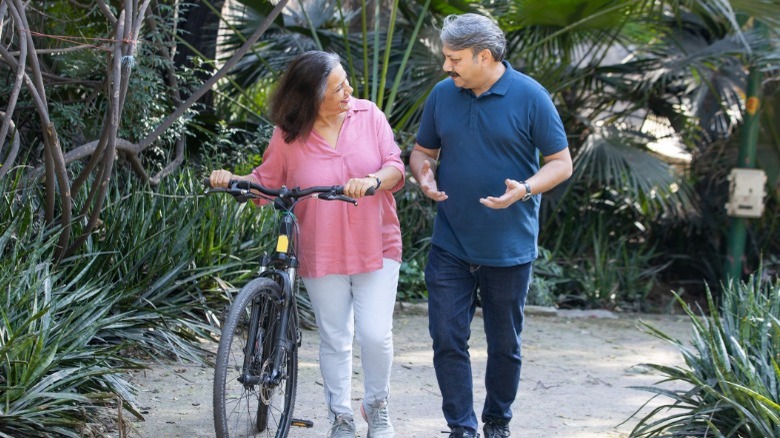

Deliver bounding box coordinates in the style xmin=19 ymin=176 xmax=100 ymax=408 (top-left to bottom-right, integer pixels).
xmin=291 ymin=419 xmax=314 ymax=428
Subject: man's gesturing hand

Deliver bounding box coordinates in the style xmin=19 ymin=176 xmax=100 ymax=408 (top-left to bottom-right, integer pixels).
xmin=418 ymin=160 xmax=448 ymax=202
xmin=479 ymin=178 xmax=524 ymax=209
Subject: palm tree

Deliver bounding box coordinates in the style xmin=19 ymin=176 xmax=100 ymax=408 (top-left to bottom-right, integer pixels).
xmin=488 ymin=0 xmax=779 ymax=294
xmin=211 ymin=0 xmax=779 ymax=302
xmin=216 ymin=0 xmax=443 ymax=132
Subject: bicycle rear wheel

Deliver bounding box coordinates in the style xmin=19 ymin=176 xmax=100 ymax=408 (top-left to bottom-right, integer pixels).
xmin=213 ymin=278 xmax=298 ymax=438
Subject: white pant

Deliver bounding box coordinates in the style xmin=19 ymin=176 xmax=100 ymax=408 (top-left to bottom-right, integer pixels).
xmin=302 ymin=259 xmax=400 ymax=419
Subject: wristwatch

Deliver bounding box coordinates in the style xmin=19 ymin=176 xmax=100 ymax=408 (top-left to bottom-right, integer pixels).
xmin=520 ymin=180 xmax=532 ymax=202
xmin=367 ymin=174 xmax=381 ymax=190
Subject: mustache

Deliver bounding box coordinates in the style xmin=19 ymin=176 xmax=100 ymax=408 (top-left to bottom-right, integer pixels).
xmin=447 ymin=72 xmax=460 ymax=78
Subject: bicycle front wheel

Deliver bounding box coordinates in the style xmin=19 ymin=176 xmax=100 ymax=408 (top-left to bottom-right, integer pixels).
xmin=213 ymin=278 xmax=299 ymax=438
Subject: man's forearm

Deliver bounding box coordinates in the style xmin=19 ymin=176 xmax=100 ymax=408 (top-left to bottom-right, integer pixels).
xmin=526 ymin=148 xmax=573 ymax=195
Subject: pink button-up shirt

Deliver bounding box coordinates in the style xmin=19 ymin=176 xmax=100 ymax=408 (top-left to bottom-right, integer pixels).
xmin=251 ymin=98 xmax=405 ymax=278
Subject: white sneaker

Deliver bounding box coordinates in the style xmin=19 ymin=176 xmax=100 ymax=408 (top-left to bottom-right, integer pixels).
xmin=327 ymin=415 xmax=356 ymax=438
xmin=361 ymin=400 xmax=394 ymax=437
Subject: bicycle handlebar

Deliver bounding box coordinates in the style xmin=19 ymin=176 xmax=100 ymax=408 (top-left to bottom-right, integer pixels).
xmin=203 ymin=178 xmax=373 ymax=206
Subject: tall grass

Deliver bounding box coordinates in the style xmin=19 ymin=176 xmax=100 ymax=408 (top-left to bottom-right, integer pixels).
xmin=0 ymin=166 xmax=275 ymax=434
xmin=628 ymin=275 xmax=780 ymax=437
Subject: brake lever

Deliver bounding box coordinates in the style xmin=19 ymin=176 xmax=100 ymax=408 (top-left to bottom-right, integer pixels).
xmin=315 ymin=193 xmax=359 ymax=206
xmin=203 ymin=179 xmax=250 ymax=202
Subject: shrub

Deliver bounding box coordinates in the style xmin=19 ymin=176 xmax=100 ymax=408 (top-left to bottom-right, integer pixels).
xmin=628 ymin=275 xmax=780 ymax=437
xmin=527 ymin=247 xmax=566 ymax=307
xmin=1 ymin=172 xmax=141 ymax=436
xmin=395 ymin=189 xmax=434 ymax=301
xmin=0 ymin=166 xmax=275 ymax=433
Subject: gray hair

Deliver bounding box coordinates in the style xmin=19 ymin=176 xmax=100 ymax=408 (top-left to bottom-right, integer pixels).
xmin=440 ymin=13 xmax=506 ymax=62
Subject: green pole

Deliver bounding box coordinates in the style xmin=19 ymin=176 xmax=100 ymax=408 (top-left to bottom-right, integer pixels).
xmin=724 ymin=55 xmax=762 ymax=283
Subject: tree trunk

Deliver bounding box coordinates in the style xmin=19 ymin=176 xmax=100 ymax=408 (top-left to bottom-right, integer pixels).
xmin=174 ymin=0 xmax=226 ymax=107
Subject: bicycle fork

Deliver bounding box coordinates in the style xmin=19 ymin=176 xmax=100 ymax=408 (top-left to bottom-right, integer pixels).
xmin=239 ymin=261 xmax=298 ymax=389
xmin=265 ymin=281 xmax=293 ymax=387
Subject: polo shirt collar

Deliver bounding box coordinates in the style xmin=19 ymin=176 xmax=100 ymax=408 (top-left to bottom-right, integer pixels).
xmin=462 ymin=60 xmax=513 ymax=98
xmin=489 ymin=60 xmax=514 ymax=96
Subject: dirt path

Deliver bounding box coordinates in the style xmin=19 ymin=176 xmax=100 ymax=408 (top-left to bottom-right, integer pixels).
xmin=124 ymin=305 xmax=691 ymax=437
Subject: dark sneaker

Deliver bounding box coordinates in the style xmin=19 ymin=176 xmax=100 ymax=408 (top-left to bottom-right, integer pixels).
xmin=444 ymin=426 xmax=479 ymax=438
xmin=483 ymin=421 xmax=510 ymax=437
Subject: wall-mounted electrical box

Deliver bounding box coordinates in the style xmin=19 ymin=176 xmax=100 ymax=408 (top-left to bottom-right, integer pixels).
xmin=725 ymin=168 xmax=767 ymax=218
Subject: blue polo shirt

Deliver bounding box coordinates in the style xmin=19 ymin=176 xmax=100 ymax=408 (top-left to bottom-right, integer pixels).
xmin=416 ymin=61 xmax=568 ymax=266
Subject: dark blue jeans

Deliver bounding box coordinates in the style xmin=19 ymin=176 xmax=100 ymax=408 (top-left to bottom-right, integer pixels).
xmin=426 ymin=244 xmax=531 ymax=432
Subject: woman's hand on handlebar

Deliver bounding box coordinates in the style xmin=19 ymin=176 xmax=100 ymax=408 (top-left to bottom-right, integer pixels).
xmin=209 ymin=170 xmax=257 ymax=188
xmin=209 ymin=169 xmax=235 ymax=188
xmin=344 ymin=176 xmax=377 ymax=199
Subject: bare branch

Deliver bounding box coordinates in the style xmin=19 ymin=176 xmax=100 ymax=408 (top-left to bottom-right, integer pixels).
xmin=61 ymin=137 xmax=138 ymax=163
xmin=0 ymin=9 xmax=27 ymax=174
xmin=66 ymin=7 xmax=133 ymax=257
xmin=0 ymin=114 xmax=20 ymax=179
xmin=150 ymin=136 xmax=184 ymax=185
xmin=3 ymin=0 xmax=290 ymax=258
xmin=0 ymin=1 xmax=8 ymax=40
xmin=7 ymin=44 xmax=98 ymax=55
xmin=0 ymin=39 xmax=46 ymax=118
xmin=136 ymin=0 xmax=291 ymax=151
xmin=124 ymin=148 xmax=150 ymax=180
xmin=96 ymin=0 xmax=118 ymax=25
xmin=10 ymin=0 xmax=72 ymax=258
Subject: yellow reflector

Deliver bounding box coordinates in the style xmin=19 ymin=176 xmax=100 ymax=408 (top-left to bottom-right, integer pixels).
xmin=276 ymin=235 xmax=289 ymax=253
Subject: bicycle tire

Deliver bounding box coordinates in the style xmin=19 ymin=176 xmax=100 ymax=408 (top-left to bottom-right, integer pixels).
xmin=213 ymin=278 xmax=299 ymax=438
xmin=256 ymin=292 xmax=299 ymax=431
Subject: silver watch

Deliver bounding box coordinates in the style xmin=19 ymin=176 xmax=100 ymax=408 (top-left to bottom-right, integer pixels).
xmin=520 ymin=181 xmax=532 ymax=202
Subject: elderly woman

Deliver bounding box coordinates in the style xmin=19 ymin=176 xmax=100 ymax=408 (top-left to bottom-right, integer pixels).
xmin=210 ymin=51 xmax=404 ymax=438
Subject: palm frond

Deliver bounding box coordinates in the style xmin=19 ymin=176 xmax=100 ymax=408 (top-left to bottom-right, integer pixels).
xmin=573 ymin=126 xmax=697 ymax=219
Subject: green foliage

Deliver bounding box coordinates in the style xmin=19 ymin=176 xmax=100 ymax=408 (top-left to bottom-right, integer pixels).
xmin=0 ymin=164 xmax=285 ymax=432
xmin=0 ymin=0 xmax=199 ymax=164
xmin=395 ymin=161 xmax=436 ymax=301
xmin=571 ymin=127 xmax=697 ymax=220
xmin=542 ymin=174 xmax=671 ymax=309
xmin=398 ymin=258 xmax=427 ymax=301
xmin=527 ymin=247 xmax=565 ymax=307
xmin=64 ymin=167 xmax=278 ymax=361
xmin=563 ymin=233 xmax=664 ymax=310
xmin=216 ymin=0 xmax=443 ymax=130
xmin=198 ymin=121 xmax=274 ymax=176
xmin=0 ymin=171 xmax=142 ymax=436
xmin=628 ymin=275 xmax=780 ymax=437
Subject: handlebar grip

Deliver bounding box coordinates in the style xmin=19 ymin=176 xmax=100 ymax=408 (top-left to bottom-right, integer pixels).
xmin=203 ymin=177 xmax=212 ymax=189
xmin=365 ymin=186 xmax=376 ymax=196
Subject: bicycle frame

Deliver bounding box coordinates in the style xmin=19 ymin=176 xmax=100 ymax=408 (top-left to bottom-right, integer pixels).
xmin=248 ymin=211 xmax=299 ymax=388
xmin=208 ymin=178 xmax=366 ymax=437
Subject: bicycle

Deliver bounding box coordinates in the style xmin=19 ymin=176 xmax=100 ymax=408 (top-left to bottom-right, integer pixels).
xmin=205 ymin=178 xmax=373 ymax=438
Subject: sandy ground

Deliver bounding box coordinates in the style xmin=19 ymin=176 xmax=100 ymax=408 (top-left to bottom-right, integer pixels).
xmin=124 ymin=304 xmax=692 ymax=438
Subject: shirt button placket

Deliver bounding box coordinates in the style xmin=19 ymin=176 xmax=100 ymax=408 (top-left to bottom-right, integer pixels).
xmin=471 ymin=99 xmax=478 ymax=129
